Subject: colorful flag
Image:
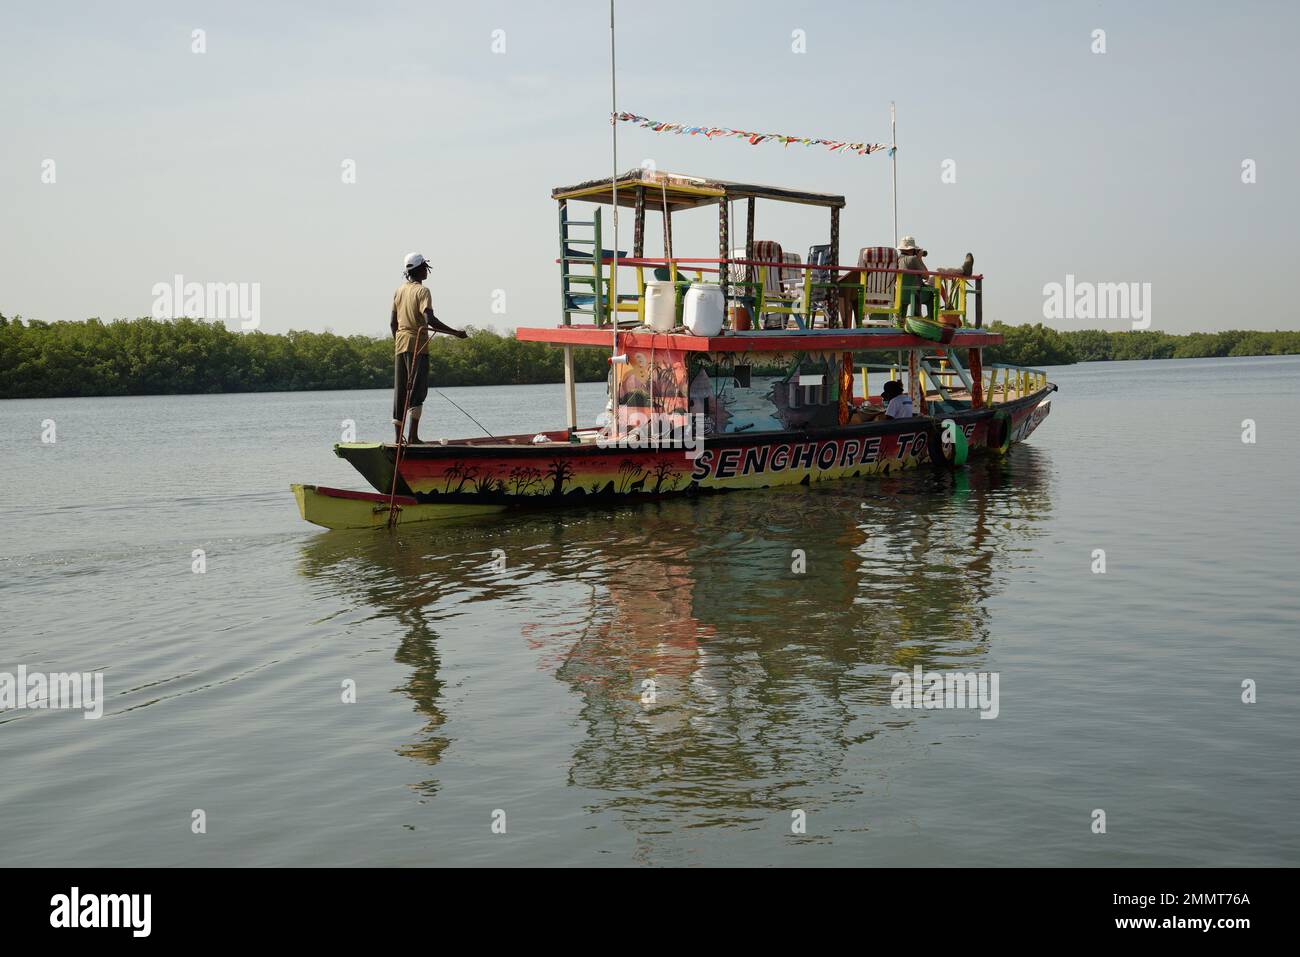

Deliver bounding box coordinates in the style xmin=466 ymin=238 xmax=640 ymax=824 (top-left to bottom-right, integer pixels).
xmin=613 ymin=112 xmax=889 ymax=156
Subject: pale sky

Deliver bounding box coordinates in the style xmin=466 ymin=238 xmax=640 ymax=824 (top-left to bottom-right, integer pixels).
xmin=2 ymin=0 xmax=1295 ymax=336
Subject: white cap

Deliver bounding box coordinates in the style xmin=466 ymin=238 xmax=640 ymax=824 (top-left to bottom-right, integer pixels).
xmin=403 ymin=252 xmax=428 ymax=276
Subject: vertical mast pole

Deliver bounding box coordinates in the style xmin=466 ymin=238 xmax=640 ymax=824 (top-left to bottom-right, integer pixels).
xmin=609 ymin=0 xmax=619 ymax=355
xmin=890 ymin=101 xmax=898 ymax=247
xmin=605 ymin=0 xmax=621 ymax=436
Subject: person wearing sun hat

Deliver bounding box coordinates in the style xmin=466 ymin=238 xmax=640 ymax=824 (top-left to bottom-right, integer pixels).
xmin=896 ymin=236 xmax=935 ymax=321
xmin=390 ymin=252 xmax=468 ymax=445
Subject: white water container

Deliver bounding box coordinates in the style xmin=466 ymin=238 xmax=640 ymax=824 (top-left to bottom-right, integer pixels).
xmin=683 ymin=283 xmax=724 ymax=337
xmin=643 ymin=280 xmax=676 ymax=332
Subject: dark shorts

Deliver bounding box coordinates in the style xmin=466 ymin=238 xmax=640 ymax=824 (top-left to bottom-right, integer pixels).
xmin=394 ymin=351 xmax=429 ymax=422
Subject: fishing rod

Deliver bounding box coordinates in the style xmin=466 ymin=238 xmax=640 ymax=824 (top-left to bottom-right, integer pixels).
xmin=434 ymin=388 xmax=494 ymax=439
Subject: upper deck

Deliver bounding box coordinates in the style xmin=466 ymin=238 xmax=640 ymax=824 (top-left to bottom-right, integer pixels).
xmin=543 ymin=168 xmax=992 ymax=345
xmin=552 ymin=169 xmax=846 ymax=210
xmin=516 ymin=325 xmax=1002 ymax=352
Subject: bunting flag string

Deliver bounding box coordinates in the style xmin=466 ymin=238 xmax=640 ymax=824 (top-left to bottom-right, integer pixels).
xmin=613 ymin=112 xmax=890 ymax=156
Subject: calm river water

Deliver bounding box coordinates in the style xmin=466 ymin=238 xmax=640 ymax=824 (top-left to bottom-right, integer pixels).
xmin=1 ymin=356 xmax=1297 ymax=866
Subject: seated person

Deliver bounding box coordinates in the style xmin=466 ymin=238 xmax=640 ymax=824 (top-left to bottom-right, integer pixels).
xmin=897 ymin=236 xmax=935 ymax=319
xmin=881 ymin=379 xmax=914 ymax=419
xmin=848 ymin=396 xmax=883 ymax=425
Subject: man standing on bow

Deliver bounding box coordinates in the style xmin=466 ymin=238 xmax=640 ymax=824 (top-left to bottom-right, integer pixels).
xmin=392 ymin=252 xmax=467 ymax=445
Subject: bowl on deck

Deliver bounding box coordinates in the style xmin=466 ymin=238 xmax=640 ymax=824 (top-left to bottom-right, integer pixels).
xmin=849 ymin=405 xmax=886 ymax=424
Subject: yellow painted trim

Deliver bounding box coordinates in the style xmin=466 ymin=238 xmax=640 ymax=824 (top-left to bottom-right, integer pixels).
xmin=635 ymin=266 xmax=646 ymax=324
xmin=554 ymin=182 xmax=725 ymax=203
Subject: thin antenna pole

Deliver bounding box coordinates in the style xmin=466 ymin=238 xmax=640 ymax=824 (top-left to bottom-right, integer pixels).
xmin=609 ymin=0 xmax=619 ymax=368
xmin=890 ymin=102 xmax=898 ymax=247
xmin=603 ymin=0 xmax=623 ymax=441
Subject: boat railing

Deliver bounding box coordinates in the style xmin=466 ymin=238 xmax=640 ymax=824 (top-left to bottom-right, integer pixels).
xmin=852 ymin=360 xmax=1047 ymax=407
xmin=983 ymin=363 xmax=1049 ymax=403
xmin=581 ymin=255 xmax=985 ymax=331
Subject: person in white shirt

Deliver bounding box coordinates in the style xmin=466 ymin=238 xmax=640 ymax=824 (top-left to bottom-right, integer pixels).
xmin=881 ymin=379 xmax=913 ymax=419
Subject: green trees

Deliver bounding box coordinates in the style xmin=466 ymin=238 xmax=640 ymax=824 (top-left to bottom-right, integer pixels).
xmin=0 ymin=316 xmax=613 ymax=398
xmin=1061 ymin=329 xmax=1114 ymax=363
xmin=1 ymin=312 xmax=1297 ymax=399
xmin=985 ymin=322 xmax=1077 ymax=366
xmin=984 ymin=323 xmax=1300 ymax=367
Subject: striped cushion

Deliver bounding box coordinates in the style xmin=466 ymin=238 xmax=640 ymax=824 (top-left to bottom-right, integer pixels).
xmin=728 ymin=247 xmax=748 ymax=284
xmin=745 ymin=241 xmax=787 ymax=298
xmin=857 ymin=246 xmax=898 ymax=309
xmin=744 ymin=240 xmax=790 ymax=328
xmin=780 ymin=252 xmax=803 ymax=298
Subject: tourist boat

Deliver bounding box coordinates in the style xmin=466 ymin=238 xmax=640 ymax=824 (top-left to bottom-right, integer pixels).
xmin=293 ymin=169 xmax=1055 ymax=530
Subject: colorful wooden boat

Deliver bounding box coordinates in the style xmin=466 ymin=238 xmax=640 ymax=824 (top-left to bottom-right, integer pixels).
xmin=294 ymin=169 xmax=1055 ymax=530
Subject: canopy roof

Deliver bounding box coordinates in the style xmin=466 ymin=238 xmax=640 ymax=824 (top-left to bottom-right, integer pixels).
xmin=552 ymin=169 xmax=846 ymax=212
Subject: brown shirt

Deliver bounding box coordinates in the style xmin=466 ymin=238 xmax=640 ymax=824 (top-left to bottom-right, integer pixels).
xmin=898 ymin=253 xmax=930 ymax=283
xmin=393 ymin=281 xmax=432 ymax=354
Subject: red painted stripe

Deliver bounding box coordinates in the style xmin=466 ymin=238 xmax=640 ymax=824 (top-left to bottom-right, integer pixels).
xmin=312 ymin=485 xmax=418 ymax=506
xmin=606 ymin=256 xmax=983 ymax=281
xmin=515 ymin=326 xmax=1003 ymax=352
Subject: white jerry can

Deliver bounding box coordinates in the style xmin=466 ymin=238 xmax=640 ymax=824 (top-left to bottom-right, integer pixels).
xmin=643 ymin=280 xmax=677 ymax=332
xmin=683 ymin=283 xmax=724 ymax=337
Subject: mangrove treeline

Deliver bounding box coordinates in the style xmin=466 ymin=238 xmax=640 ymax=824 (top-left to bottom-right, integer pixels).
xmin=2 ymin=313 xmax=1298 ymax=400
xmin=0 ymin=314 xmax=612 ymax=399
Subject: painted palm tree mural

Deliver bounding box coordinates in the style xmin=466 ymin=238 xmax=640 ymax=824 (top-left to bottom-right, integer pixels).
xmin=615 ymin=458 xmax=648 ymax=494
xmin=650 ymin=458 xmax=685 ymax=493
xmin=508 ymin=465 xmax=545 ymax=496
xmin=441 ymin=462 xmax=483 ymax=495
xmin=548 ymin=458 xmax=576 ymax=497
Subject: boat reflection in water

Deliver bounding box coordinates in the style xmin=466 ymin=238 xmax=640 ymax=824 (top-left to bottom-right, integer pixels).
xmin=297 ymin=445 xmax=1053 ymax=827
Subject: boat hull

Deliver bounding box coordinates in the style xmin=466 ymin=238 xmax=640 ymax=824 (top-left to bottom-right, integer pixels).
xmin=316 ymin=388 xmax=1053 ymax=527
xmin=292 ymin=483 xmax=506 ymax=530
